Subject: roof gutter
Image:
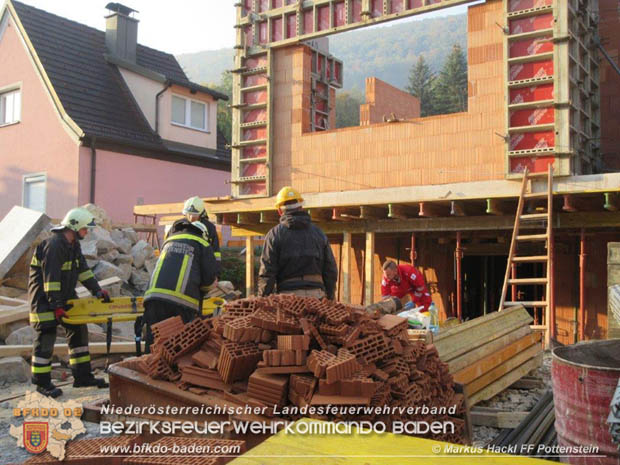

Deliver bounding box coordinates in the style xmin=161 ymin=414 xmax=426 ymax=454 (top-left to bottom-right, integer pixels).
xmin=155 ymin=80 xmax=172 ymax=134
xmin=89 ymin=136 xmax=97 ymax=203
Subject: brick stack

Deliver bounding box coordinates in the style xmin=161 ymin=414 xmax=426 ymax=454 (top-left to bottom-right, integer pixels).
xmin=134 ymin=294 xmax=466 ymax=444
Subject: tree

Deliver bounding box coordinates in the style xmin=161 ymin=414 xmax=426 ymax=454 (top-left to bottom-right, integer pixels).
xmin=432 ymin=44 xmax=468 ymax=115
xmin=406 ymin=55 xmax=435 ymax=117
xmin=335 ymin=92 xmax=362 ymax=128
xmin=206 ymin=71 xmax=233 ymax=144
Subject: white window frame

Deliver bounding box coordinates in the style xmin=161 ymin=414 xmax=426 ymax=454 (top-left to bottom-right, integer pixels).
xmin=0 ymin=85 xmax=22 ymax=127
xmin=170 ymin=93 xmax=209 ymax=132
xmin=22 ymin=172 xmax=47 ymax=213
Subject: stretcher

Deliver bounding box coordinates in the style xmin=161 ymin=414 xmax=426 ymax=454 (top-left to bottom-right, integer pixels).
xmin=61 ymin=296 xmax=226 ymax=362
xmin=62 ymin=296 xmax=226 ymax=325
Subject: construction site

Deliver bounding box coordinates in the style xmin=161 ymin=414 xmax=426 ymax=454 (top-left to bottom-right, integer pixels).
xmin=2 ymin=0 xmax=620 ymax=463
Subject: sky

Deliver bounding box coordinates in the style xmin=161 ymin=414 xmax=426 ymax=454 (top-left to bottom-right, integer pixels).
xmin=13 ymin=0 xmax=474 ymax=55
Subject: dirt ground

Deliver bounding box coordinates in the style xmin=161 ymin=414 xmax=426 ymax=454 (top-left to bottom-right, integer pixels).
xmin=0 ymin=372 xmax=110 ymax=465
xmin=0 ymin=351 xmax=553 ymax=463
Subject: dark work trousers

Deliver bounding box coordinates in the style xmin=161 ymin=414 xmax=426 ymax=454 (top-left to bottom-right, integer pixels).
xmin=143 ymin=299 xmax=197 ymax=354
xmin=32 ymin=323 xmax=91 ymax=386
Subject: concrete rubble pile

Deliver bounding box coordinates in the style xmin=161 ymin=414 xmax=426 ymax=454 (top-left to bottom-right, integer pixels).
xmin=78 ymin=204 xmax=156 ymax=297
xmin=134 ymin=294 xmax=467 ymax=444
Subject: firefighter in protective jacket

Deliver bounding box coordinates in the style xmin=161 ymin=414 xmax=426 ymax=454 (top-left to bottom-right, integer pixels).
xmin=29 ymin=208 xmax=110 ymax=398
xmin=258 ymin=186 xmax=338 ymax=299
xmin=143 ymin=219 xmax=217 ymax=352
xmin=180 ymin=196 xmax=221 ymax=275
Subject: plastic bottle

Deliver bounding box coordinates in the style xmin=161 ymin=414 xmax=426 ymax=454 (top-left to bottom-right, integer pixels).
xmin=429 ymin=302 xmax=439 ymax=334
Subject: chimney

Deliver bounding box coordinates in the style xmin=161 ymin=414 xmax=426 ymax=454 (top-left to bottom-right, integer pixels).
xmin=105 ymin=2 xmax=139 ymax=62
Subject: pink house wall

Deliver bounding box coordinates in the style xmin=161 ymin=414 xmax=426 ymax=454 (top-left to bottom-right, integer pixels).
xmin=0 ymin=12 xmax=80 ymax=220
xmin=78 ymin=147 xmax=230 ymax=223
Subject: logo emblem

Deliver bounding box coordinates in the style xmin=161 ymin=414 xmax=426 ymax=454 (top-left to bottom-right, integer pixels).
xmin=23 ymin=422 xmax=48 ymax=454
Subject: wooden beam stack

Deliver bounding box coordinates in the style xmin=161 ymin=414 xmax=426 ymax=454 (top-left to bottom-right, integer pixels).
xmin=433 ymin=306 xmax=542 ymax=406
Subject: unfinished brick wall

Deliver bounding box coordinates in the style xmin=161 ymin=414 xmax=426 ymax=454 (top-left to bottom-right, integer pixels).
xmin=599 ymin=0 xmax=620 ymax=171
xmin=360 ymin=77 xmax=420 ymax=126
xmin=272 ymin=0 xmax=506 ymax=193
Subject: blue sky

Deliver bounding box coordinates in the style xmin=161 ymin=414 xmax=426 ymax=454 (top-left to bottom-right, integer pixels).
xmin=13 ymin=0 xmax=476 ymax=54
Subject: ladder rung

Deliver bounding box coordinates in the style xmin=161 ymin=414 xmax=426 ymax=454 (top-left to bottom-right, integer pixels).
xmin=520 ymin=213 xmax=548 ymax=221
xmin=524 ymin=192 xmax=548 ymax=199
xmin=512 ymin=255 xmax=548 ymax=263
xmin=504 ymin=301 xmax=548 ymax=307
xmin=508 ymin=278 xmax=548 ymax=285
xmin=516 ymin=234 xmax=548 ymax=241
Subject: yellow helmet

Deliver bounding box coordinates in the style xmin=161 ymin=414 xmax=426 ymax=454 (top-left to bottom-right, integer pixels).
xmin=54 ymin=207 xmax=96 ymax=232
xmin=182 ymin=196 xmax=205 ymax=216
xmin=275 ymin=186 xmax=303 ymax=209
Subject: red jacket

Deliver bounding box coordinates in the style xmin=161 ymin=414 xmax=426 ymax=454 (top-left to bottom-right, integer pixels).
xmin=381 ymin=264 xmax=432 ymax=310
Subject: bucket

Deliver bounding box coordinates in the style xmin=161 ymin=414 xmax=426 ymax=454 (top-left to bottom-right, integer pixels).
xmin=552 ymin=340 xmax=620 ymax=464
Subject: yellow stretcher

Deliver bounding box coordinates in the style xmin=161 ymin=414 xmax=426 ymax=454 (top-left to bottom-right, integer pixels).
xmin=62 ymin=296 xmax=226 ymax=325
xmin=61 ymin=296 xmax=226 ymax=361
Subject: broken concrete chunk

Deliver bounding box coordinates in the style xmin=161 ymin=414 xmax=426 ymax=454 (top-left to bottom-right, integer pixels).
xmin=110 ymin=230 xmax=124 ymax=242
xmin=131 ymin=240 xmax=153 ymax=269
xmin=93 ymin=261 xmax=123 ymax=281
xmin=144 ymin=257 xmax=158 ymax=275
xmin=5 ymin=326 xmax=36 ymax=345
xmin=114 ymin=254 xmax=134 ymax=265
xmin=122 ymin=228 xmax=139 ymax=245
xmin=130 ymin=269 xmax=151 ymax=292
xmin=117 ymin=263 xmax=132 ymax=282
xmin=0 ymin=206 xmax=50 ymax=279
xmin=114 ymin=237 xmax=133 ymax=255
xmin=0 ymin=357 xmax=30 ymax=383
xmin=100 ymin=249 xmax=120 ymax=263
xmin=84 ymin=225 xmax=112 ymax=243
xmin=86 ymin=259 xmax=99 ymax=269
xmin=80 ymin=240 xmax=98 ymax=259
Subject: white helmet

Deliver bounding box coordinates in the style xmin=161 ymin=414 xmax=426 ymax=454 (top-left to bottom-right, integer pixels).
xmin=191 ymin=221 xmax=209 ymax=241
xmin=52 ymin=208 xmax=96 ymax=232
xmin=183 ymin=196 xmax=206 ymax=216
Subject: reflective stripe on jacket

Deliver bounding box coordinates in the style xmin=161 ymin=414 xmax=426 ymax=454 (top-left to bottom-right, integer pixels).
xmin=145 ymin=221 xmax=217 ymax=311
xmin=29 ymin=231 xmax=101 ymax=329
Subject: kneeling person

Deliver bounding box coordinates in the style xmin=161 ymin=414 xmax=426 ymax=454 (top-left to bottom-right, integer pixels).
xmin=143 ymin=219 xmax=217 ymax=352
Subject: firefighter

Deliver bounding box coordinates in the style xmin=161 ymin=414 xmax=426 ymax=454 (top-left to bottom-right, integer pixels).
xmin=258 ymin=186 xmax=338 ymax=299
xmin=29 ymin=208 xmax=110 ymax=398
xmin=380 ymin=260 xmax=432 ymax=310
xmin=180 ymin=196 xmax=221 ymax=275
xmin=143 ymin=219 xmax=217 ymax=353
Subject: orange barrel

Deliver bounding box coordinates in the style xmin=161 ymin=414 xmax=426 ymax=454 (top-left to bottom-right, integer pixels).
xmin=552 ymin=340 xmax=620 ymax=464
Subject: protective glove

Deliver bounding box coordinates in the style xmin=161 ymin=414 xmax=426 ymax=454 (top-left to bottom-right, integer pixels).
xmin=96 ymin=289 xmax=111 ymax=303
xmin=54 ymin=307 xmax=68 ymax=322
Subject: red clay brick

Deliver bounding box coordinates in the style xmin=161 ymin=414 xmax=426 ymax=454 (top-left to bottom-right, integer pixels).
xmin=217 ymin=341 xmax=262 ymax=383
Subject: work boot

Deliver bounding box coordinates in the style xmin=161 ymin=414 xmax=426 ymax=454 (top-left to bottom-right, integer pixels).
xmin=36 ymin=383 xmax=63 ymax=398
xmin=73 ymin=375 xmax=109 ymax=388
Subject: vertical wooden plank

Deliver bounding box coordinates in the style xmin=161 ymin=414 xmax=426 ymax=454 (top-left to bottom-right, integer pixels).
xmin=343 ymin=232 xmax=352 ymax=303
xmin=246 ymin=236 xmax=255 ymax=297
xmin=364 ymin=231 xmax=375 ymax=305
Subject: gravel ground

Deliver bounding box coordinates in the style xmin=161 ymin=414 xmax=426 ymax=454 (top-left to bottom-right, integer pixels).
xmin=471 ymin=349 xmax=552 ymax=446
xmin=0 ymin=372 xmax=109 ymax=465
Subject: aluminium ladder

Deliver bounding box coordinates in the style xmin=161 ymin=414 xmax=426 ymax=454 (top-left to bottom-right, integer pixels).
xmin=498 ymin=165 xmax=554 ymax=347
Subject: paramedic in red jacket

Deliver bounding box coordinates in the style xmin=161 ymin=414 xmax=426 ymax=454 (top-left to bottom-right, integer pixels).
xmin=380 ymin=260 xmax=432 ymax=310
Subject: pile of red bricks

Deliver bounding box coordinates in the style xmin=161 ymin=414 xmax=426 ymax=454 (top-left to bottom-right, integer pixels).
xmin=134 ymin=294 xmax=466 ymax=444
